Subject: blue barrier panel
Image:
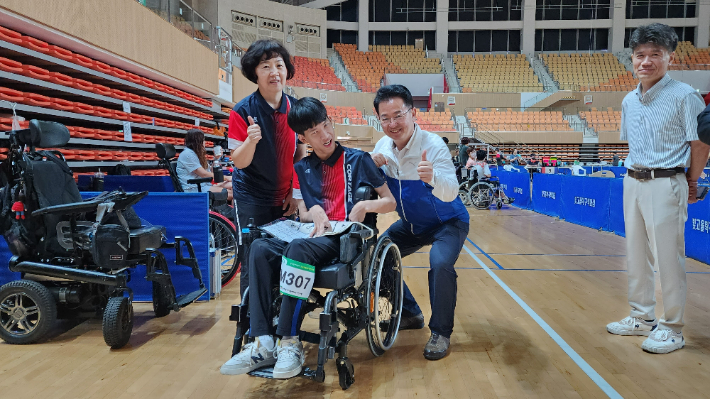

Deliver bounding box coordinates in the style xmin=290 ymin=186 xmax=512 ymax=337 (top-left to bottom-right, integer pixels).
xmin=0 ymin=192 xmax=210 ymax=301
xmin=78 ymin=175 xmax=175 ymax=193
xmin=532 ymin=173 xmax=563 ymax=217
xmin=560 ymin=175 xmax=611 ymax=230
xmin=609 ymin=178 xmax=625 ymax=237
xmin=686 ymin=199 xmax=710 ymax=265
xmin=495 ymin=170 xmax=532 ymax=209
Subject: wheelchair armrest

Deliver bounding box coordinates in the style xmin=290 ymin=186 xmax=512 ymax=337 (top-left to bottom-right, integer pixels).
xmin=33 ymin=191 xmax=148 ymax=217
xmin=339 ymin=224 xmax=375 ymax=264
xmin=187 ymin=177 xmax=212 ymax=185
xmin=32 ymin=199 xmax=103 ymax=217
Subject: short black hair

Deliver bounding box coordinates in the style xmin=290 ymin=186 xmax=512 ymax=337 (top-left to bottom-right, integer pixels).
xmin=241 ymin=39 xmax=295 ymax=84
xmin=476 ymin=150 xmax=487 ymax=161
xmin=288 ymin=97 xmax=328 ymax=136
xmin=629 ymin=23 xmax=678 ymax=54
xmin=442 ymin=136 xmax=449 ymax=144
xmin=373 ymin=84 xmax=414 ymax=114
xmin=461 ymin=137 xmax=470 ymax=145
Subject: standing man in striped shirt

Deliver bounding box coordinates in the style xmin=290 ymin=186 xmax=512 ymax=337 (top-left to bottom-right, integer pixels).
xmin=606 ymin=23 xmax=710 ymax=354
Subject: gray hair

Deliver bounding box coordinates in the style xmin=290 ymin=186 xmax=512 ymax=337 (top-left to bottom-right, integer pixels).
xmin=629 ymin=23 xmax=678 ymax=54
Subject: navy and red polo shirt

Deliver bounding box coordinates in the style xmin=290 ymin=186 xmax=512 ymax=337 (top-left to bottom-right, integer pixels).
xmin=228 ymin=90 xmax=300 ymax=206
xmin=294 ymin=143 xmax=385 ymax=223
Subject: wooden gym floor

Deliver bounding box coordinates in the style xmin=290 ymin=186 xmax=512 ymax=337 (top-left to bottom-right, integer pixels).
xmin=1 ymin=208 xmax=710 ymax=399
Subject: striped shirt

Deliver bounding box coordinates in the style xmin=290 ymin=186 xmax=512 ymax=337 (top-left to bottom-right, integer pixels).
xmin=620 ymin=74 xmax=704 ymax=170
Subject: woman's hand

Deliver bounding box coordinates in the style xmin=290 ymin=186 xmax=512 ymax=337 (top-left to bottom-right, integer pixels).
xmin=309 ymin=205 xmax=330 ymax=237
xmin=282 ymin=189 xmax=298 ymax=216
xmin=246 ymin=116 xmax=262 ymax=144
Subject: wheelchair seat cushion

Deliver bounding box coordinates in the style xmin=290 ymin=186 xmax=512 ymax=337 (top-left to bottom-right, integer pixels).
xmin=128 ymin=226 xmax=165 ymax=254
xmin=313 ymin=262 xmax=354 ymax=290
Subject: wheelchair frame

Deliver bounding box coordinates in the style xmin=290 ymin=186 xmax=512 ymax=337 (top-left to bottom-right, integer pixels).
xmin=467 ymin=175 xmax=514 ymax=210
xmin=229 ymin=220 xmax=404 ymax=390
xmin=0 ymin=121 xmax=206 ymax=349
xmin=155 ymin=143 xmax=239 ymax=287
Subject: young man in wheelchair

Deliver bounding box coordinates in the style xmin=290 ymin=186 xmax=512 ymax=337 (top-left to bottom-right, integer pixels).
xmin=220 ymin=97 xmax=397 ymax=378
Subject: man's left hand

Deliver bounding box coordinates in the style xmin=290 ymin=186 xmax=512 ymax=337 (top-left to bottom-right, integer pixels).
xmin=417 ymin=150 xmax=433 ymax=184
xmin=688 ymin=177 xmax=698 ymax=204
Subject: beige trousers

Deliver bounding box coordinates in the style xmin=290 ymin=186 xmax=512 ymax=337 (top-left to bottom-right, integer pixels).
xmin=623 ymin=174 xmax=688 ymax=333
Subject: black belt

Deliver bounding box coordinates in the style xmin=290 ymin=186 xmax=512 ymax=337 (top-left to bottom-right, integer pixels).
xmin=627 ymin=167 xmax=685 ymax=181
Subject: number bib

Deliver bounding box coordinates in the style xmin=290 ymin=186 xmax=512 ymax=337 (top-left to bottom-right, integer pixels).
xmin=280 ymin=257 xmax=316 ymax=300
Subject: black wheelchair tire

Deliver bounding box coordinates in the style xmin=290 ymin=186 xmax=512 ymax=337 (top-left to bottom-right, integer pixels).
xmin=102 ymin=296 xmax=133 ymax=349
xmin=152 ymin=282 xmax=172 ymax=318
xmin=0 ymin=280 xmax=57 ymax=345
xmin=365 ymin=236 xmax=404 ymax=357
xmin=458 ymin=182 xmax=472 ymax=207
xmin=208 ymin=212 xmax=239 ymax=287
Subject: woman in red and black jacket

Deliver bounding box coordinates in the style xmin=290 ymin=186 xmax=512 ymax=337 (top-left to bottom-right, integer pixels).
xmin=228 ymin=40 xmax=307 ymax=295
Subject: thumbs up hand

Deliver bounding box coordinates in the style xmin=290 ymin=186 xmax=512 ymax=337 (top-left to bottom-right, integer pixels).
xmin=246 ymin=116 xmax=262 ymax=144
xmin=417 ymin=149 xmax=434 ymax=184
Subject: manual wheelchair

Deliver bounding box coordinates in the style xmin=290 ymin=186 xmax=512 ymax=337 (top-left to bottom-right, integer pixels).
xmin=0 ymin=120 xmax=206 ymax=348
xmin=466 ymin=171 xmax=515 ymax=210
xmin=155 ymin=143 xmax=239 ymax=287
xmin=228 ymin=186 xmax=404 ymax=390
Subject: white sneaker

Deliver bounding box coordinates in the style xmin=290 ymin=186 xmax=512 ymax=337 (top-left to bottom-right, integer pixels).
xmin=273 ymin=338 xmax=304 ymax=379
xmin=642 ymin=329 xmax=684 ymax=354
xmin=607 ymin=316 xmax=657 ymax=336
xmin=220 ymin=338 xmax=276 ymax=375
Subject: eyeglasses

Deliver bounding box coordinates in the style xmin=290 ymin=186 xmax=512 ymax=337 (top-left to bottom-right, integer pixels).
xmin=379 ymin=108 xmax=412 ymax=125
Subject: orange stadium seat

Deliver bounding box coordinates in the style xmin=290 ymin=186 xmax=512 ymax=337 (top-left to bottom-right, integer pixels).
xmin=454 ymin=54 xmax=542 ymax=93
xmin=287 ymin=56 xmax=346 ymax=91
xmin=541 ymin=53 xmax=637 ymax=91
xmin=467 ymin=109 xmax=572 ymax=132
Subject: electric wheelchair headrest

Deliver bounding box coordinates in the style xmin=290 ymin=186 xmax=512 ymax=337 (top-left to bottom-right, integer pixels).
xmin=17 ymin=120 xmax=70 ymax=148
xmin=156 ymin=143 xmax=176 ymax=159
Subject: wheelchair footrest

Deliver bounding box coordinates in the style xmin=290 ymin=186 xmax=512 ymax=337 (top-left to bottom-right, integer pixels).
xmin=300 ymin=331 xmax=320 ymax=345
xmin=248 ymin=365 xmax=310 ymax=380
xmin=176 ymin=287 xmax=207 ymax=307
xmin=247 ymin=366 xmax=276 ymax=379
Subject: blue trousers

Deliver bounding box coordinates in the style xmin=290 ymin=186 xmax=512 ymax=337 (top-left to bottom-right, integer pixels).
xmin=382 ymin=218 xmax=469 ymax=338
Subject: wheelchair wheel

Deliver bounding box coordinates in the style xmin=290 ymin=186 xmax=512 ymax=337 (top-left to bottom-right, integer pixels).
xmin=458 ymin=182 xmax=472 ymax=207
xmin=152 ymin=282 xmax=172 ymax=318
xmin=0 ymin=280 xmax=57 ymax=345
xmin=468 ymin=182 xmax=493 ymax=210
xmin=102 ymin=296 xmax=133 ymax=349
xmin=366 ymin=236 xmax=403 ymax=357
xmin=208 ymin=212 xmax=239 ymax=287
xmin=151 ymin=255 xmax=174 ymax=317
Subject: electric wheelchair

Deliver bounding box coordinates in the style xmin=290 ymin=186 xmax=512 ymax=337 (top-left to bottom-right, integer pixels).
xmin=155 ymin=143 xmax=239 ymax=287
xmin=0 ymin=120 xmax=206 ymax=348
xmin=466 ymin=171 xmax=515 ymax=210
xmin=229 ymin=186 xmax=404 ymax=390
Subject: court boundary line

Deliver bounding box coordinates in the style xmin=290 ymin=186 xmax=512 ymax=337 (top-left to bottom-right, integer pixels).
xmin=466 ymin=238 xmax=505 ymax=269
xmin=461 ymin=242 xmax=623 ymax=399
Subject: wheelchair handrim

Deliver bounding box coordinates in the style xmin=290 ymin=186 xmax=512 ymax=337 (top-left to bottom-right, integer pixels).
xmin=372 ymin=241 xmax=402 ymax=351
xmin=208 ymin=212 xmax=239 ymax=286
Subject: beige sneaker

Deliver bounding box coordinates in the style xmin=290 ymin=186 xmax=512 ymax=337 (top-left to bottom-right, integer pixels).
xmin=607 ymin=316 xmax=657 ymax=336
xmin=273 ymin=338 xmax=304 ymax=379
xmin=220 ymin=338 xmax=276 ymax=375
xmin=642 ymin=329 xmax=684 ymax=354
